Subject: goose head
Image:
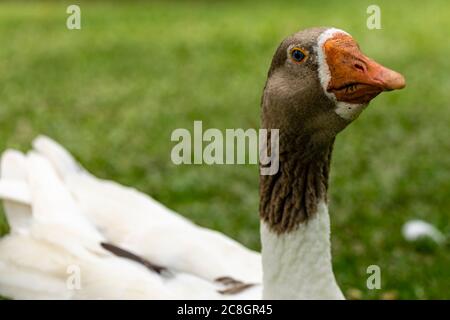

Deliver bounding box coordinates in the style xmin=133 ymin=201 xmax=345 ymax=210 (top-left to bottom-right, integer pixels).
xmin=260 ymin=27 xmax=405 ymax=234
xmin=262 ymin=27 xmax=405 ymax=151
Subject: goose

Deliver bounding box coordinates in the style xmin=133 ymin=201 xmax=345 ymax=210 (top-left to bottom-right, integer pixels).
xmin=0 ymin=27 xmax=405 ymax=300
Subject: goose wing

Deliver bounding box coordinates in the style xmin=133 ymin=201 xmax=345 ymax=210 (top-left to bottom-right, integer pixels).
xmin=31 ymin=136 xmax=262 ymax=283
xmin=0 ymin=151 xmax=174 ymax=299
xmin=0 ymin=138 xmax=262 ymax=299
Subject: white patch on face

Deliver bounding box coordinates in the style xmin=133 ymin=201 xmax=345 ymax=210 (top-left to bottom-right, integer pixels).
xmin=334 ymin=101 xmax=368 ymax=120
xmin=316 ymin=28 xmax=348 ymax=100
xmin=316 ymin=28 xmax=366 ymax=121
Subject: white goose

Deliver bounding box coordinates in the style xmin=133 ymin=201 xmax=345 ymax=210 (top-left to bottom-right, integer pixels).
xmin=0 ymin=27 xmax=405 ymax=300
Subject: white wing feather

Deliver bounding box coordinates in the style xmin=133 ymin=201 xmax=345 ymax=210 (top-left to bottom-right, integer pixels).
xmin=32 ymin=136 xmax=262 ymax=282
xmin=0 ymin=136 xmax=262 ymax=299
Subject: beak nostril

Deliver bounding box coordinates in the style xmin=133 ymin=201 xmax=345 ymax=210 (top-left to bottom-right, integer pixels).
xmin=354 ymin=63 xmax=365 ymax=72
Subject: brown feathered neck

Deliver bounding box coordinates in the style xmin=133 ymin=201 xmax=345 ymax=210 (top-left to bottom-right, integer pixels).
xmin=259 ymin=130 xmax=334 ymax=234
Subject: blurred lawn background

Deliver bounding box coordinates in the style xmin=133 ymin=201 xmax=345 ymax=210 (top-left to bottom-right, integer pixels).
xmin=0 ymin=0 xmax=449 ymax=299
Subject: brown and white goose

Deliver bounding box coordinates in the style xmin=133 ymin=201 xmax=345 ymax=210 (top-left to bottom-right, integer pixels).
xmin=0 ymin=27 xmax=404 ymax=300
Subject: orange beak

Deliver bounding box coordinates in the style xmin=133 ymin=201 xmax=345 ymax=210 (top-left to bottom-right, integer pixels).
xmin=324 ymin=34 xmax=405 ymax=104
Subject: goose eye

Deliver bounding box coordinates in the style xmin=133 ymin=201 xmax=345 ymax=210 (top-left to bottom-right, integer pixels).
xmin=290 ymin=48 xmax=307 ymax=63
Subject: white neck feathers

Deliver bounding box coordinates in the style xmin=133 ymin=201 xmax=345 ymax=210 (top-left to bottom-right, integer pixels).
xmin=260 ymin=201 xmax=344 ymax=300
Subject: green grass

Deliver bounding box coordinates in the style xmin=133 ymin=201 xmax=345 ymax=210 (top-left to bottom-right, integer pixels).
xmin=0 ymin=0 xmax=449 ymax=299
